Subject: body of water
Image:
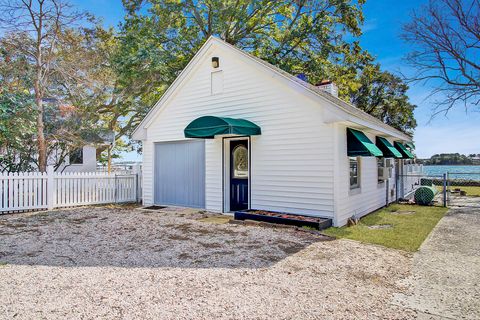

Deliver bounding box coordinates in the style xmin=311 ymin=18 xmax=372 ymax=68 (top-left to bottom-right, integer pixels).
xmin=423 ymin=165 xmax=480 ymax=180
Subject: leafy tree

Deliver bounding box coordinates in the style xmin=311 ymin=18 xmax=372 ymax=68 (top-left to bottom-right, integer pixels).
xmin=117 ymin=1 xmax=370 ymax=111
xmin=0 ymin=34 xmax=37 ymax=171
xmin=402 ymin=0 xmax=480 ymax=113
xmin=0 ymin=0 xmax=88 ymax=171
xmin=0 ymin=15 xmax=112 ymax=171
xmin=53 ymin=26 xmax=139 ymax=169
xmin=117 ymin=0 xmax=415 ymax=133
xmin=348 ymin=64 xmax=417 ymax=133
xmin=0 ymin=92 xmax=37 ymax=172
xmin=424 ymin=153 xmax=474 ymax=165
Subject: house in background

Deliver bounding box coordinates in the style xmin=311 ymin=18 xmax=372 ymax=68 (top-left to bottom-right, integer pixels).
xmin=0 ymin=96 xmax=113 ymax=173
xmin=0 ymin=144 xmax=99 ymax=173
xmin=54 ymin=145 xmax=98 ymax=173
xmin=132 ymin=37 xmax=418 ymax=227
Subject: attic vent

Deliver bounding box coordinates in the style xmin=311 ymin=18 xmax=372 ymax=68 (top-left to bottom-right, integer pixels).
xmin=317 ymin=80 xmax=338 ymax=97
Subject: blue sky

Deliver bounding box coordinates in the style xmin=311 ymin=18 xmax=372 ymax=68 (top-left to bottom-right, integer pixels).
xmin=71 ymin=0 xmax=479 ymax=160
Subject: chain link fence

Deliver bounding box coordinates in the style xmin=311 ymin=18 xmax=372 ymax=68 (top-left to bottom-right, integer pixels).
xmin=396 ymin=173 xmax=447 ymax=207
xmin=445 ymin=172 xmax=480 ymax=208
xmin=396 ymin=171 xmax=480 ymax=207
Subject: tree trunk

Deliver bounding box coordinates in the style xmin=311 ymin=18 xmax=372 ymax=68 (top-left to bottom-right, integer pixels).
xmin=107 ymin=145 xmax=112 ymax=174
xmin=35 ymin=2 xmax=47 ymax=173
xmin=35 ymin=43 xmax=47 ymax=172
xmin=35 ymin=87 xmax=47 ymax=172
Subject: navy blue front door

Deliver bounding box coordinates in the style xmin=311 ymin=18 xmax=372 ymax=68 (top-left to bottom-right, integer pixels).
xmin=230 ymin=140 xmax=248 ymax=211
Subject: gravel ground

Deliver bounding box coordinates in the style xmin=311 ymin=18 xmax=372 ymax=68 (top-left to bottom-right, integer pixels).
xmin=394 ymin=198 xmax=480 ymax=320
xmin=0 ymin=206 xmax=415 ymax=320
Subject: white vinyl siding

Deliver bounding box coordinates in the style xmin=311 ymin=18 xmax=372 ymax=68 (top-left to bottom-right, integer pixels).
xmin=205 ymin=139 xmax=222 ymax=211
xmin=211 ymin=70 xmax=224 ymax=95
xmin=142 ymin=142 xmax=154 ymax=205
xmin=141 ymin=44 xmax=334 ymax=217
xmin=334 ymin=124 xmax=397 ymax=226
xmin=61 ymin=146 xmax=97 ymax=173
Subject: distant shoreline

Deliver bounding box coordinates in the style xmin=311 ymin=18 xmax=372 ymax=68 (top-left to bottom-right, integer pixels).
xmin=423 ymin=164 xmax=480 ymax=166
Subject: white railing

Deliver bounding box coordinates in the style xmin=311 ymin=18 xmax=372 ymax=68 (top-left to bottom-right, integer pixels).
xmin=404 ymin=163 xmax=423 ymax=174
xmin=1 ymin=166 xmax=139 ymax=213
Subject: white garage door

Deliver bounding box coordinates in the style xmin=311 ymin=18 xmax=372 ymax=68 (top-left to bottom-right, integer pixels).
xmin=154 ymin=140 xmax=205 ymax=208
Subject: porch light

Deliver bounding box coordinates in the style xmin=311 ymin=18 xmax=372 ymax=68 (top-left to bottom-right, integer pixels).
xmin=212 ymin=57 xmax=219 ymax=68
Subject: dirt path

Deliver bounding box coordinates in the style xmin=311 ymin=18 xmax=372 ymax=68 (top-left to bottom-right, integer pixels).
xmin=394 ymin=202 xmax=480 ymax=319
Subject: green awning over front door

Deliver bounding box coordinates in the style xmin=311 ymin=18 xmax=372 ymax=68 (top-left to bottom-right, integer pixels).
xmin=376 ymin=137 xmax=402 ymax=158
xmin=347 ymin=128 xmax=383 ymax=157
xmin=394 ymin=142 xmax=415 ymax=159
xmin=184 ymin=116 xmax=261 ymax=139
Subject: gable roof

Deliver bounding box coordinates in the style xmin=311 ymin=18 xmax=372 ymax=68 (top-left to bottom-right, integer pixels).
xmin=132 ymin=36 xmax=412 ymax=141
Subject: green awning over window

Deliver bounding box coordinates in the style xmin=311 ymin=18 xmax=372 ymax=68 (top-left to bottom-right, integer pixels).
xmin=184 ymin=116 xmax=261 ymax=139
xmin=347 ymin=128 xmax=383 ymax=157
xmin=405 ymin=142 xmax=415 ymax=150
xmin=376 ymin=137 xmax=402 ymax=158
xmin=394 ymin=142 xmax=415 ymax=159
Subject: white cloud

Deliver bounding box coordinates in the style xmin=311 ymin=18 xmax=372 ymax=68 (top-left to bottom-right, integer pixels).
xmin=363 ymin=19 xmax=378 ymax=33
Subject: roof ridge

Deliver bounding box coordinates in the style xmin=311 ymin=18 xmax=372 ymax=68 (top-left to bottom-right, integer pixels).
xmin=211 ymin=36 xmax=412 ymax=140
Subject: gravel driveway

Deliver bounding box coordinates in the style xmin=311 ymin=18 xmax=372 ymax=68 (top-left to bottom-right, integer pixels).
xmin=0 ymin=206 xmax=415 ymax=319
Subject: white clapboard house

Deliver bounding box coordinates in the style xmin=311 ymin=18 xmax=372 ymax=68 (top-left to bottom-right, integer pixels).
xmin=132 ymin=37 xmax=417 ymax=226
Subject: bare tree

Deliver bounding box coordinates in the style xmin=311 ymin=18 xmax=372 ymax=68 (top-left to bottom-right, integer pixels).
xmin=402 ymin=0 xmax=480 ymax=114
xmin=0 ymin=0 xmax=86 ymax=171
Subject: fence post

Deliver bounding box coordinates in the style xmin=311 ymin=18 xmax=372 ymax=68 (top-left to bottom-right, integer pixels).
xmin=386 ymin=179 xmax=389 ymax=207
xmin=114 ymin=174 xmax=118 ymax=203
xmin=47 ymin=166 xmax=55 ymax=210
xmin=443 ymin=173 xmax=447 ymax=207
xmin=446 ymin=172 xmax=450 ymax=206
xmin=132 ymin=164 xmax=141 ymax=203
xmin=395 ymin=173 xmax=399 ymax=202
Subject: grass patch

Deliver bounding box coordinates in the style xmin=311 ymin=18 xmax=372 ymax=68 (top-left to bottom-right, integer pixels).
xmin=323 ymin=204 xmax=448 ymax=252
xmin=450 ymin=186 xmax=480 ymax=197
xmin=301 ymin=226 xmax=317 ymax=231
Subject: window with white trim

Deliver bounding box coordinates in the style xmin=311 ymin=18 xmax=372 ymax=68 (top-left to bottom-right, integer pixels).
xmin=349 ymin=157 xmax=360 ymax=189
xmin=69 ymin=148 xmax=83 ymax=165
xmin=378 ymin=158 xmax=385 ymax=183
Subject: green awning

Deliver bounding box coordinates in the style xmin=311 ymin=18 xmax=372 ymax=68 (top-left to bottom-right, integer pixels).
xmin=405 ymin=142 xmax=415 ymax=150
xmin=376 ymin=137 xmax=402 ymax=158
xmin=347 ymin=128 xmax=383 ymax=157
xmin=394 ymin=142 xmax=415 ymax=159
xmin=184 ymin=116 xmax=261 ymax=139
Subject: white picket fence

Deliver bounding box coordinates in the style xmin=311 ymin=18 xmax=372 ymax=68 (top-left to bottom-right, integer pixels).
xmin=0 ymin=166 xmax=139 ymax=213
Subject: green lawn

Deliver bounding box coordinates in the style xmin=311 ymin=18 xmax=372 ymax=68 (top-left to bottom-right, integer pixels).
xmin=449 ymin=186 xmax=480 ymax=197
xmin=323 ymin=204 xmax=448 ymax=252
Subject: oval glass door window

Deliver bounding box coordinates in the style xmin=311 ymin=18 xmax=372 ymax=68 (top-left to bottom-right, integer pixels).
xmin=233 ymin=145 xmax=248 ymax=178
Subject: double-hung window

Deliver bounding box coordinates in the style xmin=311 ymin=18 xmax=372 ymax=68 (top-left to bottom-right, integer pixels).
xmin=349 ymin=157 xmax=360 ymax=189
xmin=377 ymin=158 xmax=385 ymax=183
